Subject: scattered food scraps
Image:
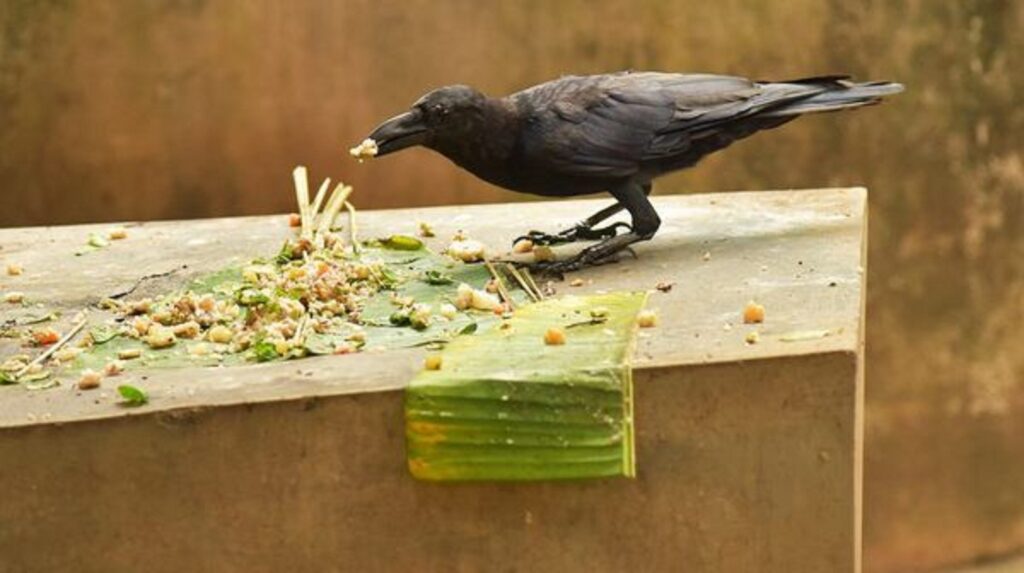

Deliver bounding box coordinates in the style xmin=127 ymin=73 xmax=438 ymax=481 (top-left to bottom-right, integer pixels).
xmin=454 ymin=283 xmax=502 ymax=311
xmin=117 ymin=348 xmax=143 ymax=360
xmin=207 ymin=325 xmax=233 ymax=344
xmin=87 ymin=233 xmax=109 ymax=249
xmin=424 ymin=355 xmax=443 ymax=370
xmin=32 ymin=328 xmax=60 ymax=346
xmin=4 ymin=291 xmax=24 ymax=304
xmin=418 ymin=222 xmax=436 ymax=238
xmin=78 ymin=369 xmax=102 ymax=390
xmin=702 ymin=251 xmax=712 ymax=262
xmin=569 ymin=278 xmax=584 ymax=287
xmin=349 ymin=138 xmax=379 ymax=161
xmin=533 ymin=245 xmax=556 ymax=262
xmin=104 ymin=360 xmax=125 ymax=376
xmin=512 ymin=239 xmax=534 ymax=254
xmin=743 ymin=301 xmax=765 ymax=324
xmin=108 ymin=228 xmax=128 ymax=240
xmin=6 ymin=263 xmax=23 ymax=276
xmin=439 ymin=303 xmax=458 ymax=320
xmin=745 ymin=331 xmax=760 ymax=345
xmin=288 ymin=213 xmax=302 ymax=227
xmin=145 ymin=327 xmax=176 ymax=349
xmin=636 ymin=310 xmax=658 ymax=328
xmin=446 ymin=237 xmax=487 ymax=262
xmin=655 ymin=281 xmax=674 ymax=293
xmin=779 ymin=329 xmax=831 ymax=342
xmin=544 ymin=326 xmax=566 ymax=345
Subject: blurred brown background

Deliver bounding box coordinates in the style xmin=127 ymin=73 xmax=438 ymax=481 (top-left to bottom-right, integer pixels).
xmin=1 ymin=1 xmax=1022 ymax=571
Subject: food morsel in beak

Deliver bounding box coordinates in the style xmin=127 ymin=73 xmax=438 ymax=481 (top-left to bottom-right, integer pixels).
xmin=349 ymin=138 xmax=379 ymax=161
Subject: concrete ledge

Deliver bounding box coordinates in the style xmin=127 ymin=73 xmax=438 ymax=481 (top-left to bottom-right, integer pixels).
xmin=0 ymin=188 xmax=867 ymax=572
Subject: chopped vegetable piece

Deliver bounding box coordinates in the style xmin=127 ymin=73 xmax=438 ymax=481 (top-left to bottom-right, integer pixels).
xmin=108 ymin=228 xmax=128 ymax=240
xmin=512 ymin=239 xmax=534 ymax=254
xmin=439 ymin=303 xmax=458 ymax=320
xmin=6 ymin=263 xmax=23 ymax=276
xmin=33 ymin=328 xmax=60 ymax=345
xmin=87 ymin=233 xmax=109 ymax=248
xmin=636 ymin=310 xmax=658 ymax=328
xmin=418 ymin=222 xmax=436 ymax=238
xmin=288 ymin=213 xmax=302 ymax=227
xmin=117 ymin=348 xmax=143 ymax=360
xmin=1 ymin=358 xmax=26 ymax=372
xmin=78 ymin=369 xmax=102 ymax=390
xmin=544 ymin=326 xmax=566 ymax=345
xmin=569 ymin=278 xmax=584 ymax=287
xmin=743 ymin=301 xmax=765 ymax=324
xmin=745 ymin=331 xmax=760 ymax=344
xmin=208 ymin=325 xmax=234 ymax=344
xmin=409 ymin=304 xmax=432 ymax=331
xmin=55 ymin=347 xmax=83 ymax=362
xmin=145 ymin=327 xmax=177 ymax=349
xmin=446 ymin=239 xmax=486 ymax=262
xmin=382 ymin=235 xmax=424 ymax=251
xmin=4 ymin=291 xmax=24 ymax=304
xmin=253 ymin=340 xmax=278 ymax=362
xmin=104 ymin=360 xmax=125 ymax=376
xmin=424 ymin=355 xmax=443 ymax=370
xmin=454 ymin=283 xmax=501 ymax=311
xmin=533 ymin=246 xmax=555 ymax=262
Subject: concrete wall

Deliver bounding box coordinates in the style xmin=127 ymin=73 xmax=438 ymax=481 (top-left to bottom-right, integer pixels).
xmin=1 ymin=1 xmax=1022 ymax=571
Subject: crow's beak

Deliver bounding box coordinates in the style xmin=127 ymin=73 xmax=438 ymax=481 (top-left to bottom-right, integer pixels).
xmin=366 ymin=110 xmax=428 ymax=156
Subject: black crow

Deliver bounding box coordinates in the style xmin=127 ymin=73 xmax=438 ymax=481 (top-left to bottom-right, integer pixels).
xmin=355 ymin=72 xmax=902 ymax=272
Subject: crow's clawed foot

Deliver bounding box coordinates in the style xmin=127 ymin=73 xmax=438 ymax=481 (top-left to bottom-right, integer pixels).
xmin=528 ymin=242 xmax=638 ymax=276
xmin=513 ymin=221 xmax=632 ymax=247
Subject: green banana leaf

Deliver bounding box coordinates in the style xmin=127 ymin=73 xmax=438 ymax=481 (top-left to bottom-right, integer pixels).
xmin=405 ymin=291 xmax=648 ymax=481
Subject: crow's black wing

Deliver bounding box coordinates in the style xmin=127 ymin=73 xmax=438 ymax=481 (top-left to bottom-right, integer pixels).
xmin=513 ymin=73 xmax=827 ymax=179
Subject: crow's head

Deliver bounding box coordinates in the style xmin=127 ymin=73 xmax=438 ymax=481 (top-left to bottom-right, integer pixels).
xmin=361 ymin=85 xmax=488 ymax=156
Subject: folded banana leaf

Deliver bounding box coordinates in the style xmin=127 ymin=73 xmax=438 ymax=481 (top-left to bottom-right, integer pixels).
xmin=405 ymin=291 xmax=648 ymax=481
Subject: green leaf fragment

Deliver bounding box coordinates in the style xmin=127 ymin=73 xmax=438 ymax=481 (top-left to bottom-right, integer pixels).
xmin=117 ymin=384 xmax=148 ymax=406
xmin=405 ymin=292 xmax=648 ymax=481
xmin=89 ymin=325 xmax=120 ymax=345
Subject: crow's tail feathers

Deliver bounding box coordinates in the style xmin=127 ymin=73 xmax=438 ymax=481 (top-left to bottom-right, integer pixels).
xmin=760 ymin=77 xmax=905 ymax=117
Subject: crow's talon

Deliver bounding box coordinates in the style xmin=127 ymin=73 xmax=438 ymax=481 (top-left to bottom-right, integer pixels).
xmin=513 ymin=221 xmax=631 ymax=247
xmin=528 ymin=247 xmax=628 ymax=276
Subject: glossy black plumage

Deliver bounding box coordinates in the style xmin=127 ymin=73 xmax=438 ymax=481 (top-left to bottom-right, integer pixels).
xmin=360 ymin=71 xmax=902 ymax=272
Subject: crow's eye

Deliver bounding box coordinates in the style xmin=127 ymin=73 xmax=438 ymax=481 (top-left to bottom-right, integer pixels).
xmin=434 ymin=104 xmax=449 ymax=117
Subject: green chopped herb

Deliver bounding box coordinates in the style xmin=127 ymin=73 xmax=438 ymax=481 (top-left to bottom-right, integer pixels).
xmin=423 ymin=269 xmax=453 ymax=285
xmin=252 ymin=340 xmax=279 ymax=362
xmin=236 ymin=287 xmax=270 ymax=306
xmin=382 ymin=235 xmax=424 ymax=251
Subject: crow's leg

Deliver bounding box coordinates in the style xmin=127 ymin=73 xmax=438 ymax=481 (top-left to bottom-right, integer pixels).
xmin=514 ymin=183 xmax=652 ymax=246
xmin=530 ymin=181 xmax=660 ymax=274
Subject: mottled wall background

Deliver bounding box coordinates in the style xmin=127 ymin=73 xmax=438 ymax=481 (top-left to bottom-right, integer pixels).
xmin=1 ymin=1 xmax=1022 ymax=571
